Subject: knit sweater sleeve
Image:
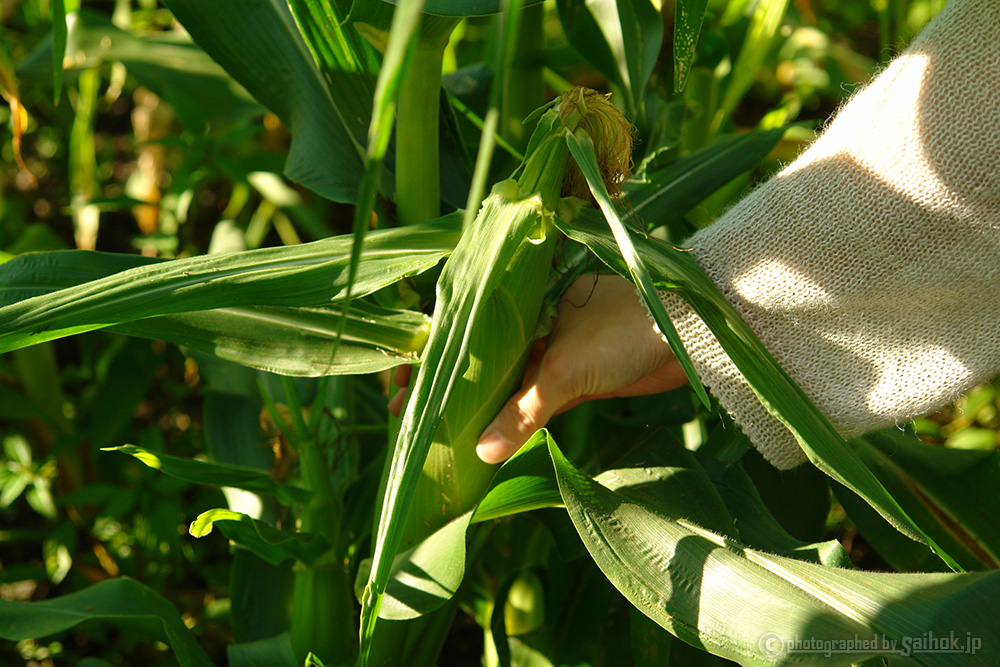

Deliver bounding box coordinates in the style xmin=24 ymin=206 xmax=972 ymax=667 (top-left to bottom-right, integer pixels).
xmin=659 ymin=0 xmax=1000 ymax=469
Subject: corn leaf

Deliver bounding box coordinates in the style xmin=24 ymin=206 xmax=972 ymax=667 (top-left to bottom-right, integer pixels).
xmin=707 ymin=459 xmax=853 ymax=567
xmin=16 ymin=11 xmax=263 ymax=128
xmin=625 ymin=127 xmax=787 ymax=227
xmin=0 ymin=215 xmax=459 ymax=354
xmin=161 ymin=0 xmax=365 ymax=202
xmin=554 ymin=210 xmax=953 ymax=562
xmin=339 ymin=0 xmax=425 ymax=371
xmin=543 ymin=428 xmax=1000 ymax=666
xmin=715 ymin=0 xmax=791 ymax=131
xmin=472 ymin=430 xmax=563 ymax=523
xmin=360 ymin=511 xmax=474 ymax=621
xmin=0 ymin=578 xmax=214 ymax=667
xmin=286 ymin=0 xmax=379 ymax=112
xmin=104 ymin=445 xmax=312 ymax=506
xmin=463 ymin=0 xmax=525 ymax=229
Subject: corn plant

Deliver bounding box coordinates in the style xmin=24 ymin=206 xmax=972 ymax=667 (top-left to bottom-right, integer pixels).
xmin=2 ymin=1 xmax=1000 ymax=666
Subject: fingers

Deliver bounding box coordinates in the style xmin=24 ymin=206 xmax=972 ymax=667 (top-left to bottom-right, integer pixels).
xmin=388 ymin=364 xmax=413 ymax=418
xmin=477 ymin=359 xmax=573 ymax=464
xmin=392 ymin=364 xmax=412 ymax=388
xmin=388 ymin=387 xmax=407 ymax=417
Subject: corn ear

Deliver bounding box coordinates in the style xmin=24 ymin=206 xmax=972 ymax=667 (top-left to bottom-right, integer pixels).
xmin=360 ymin=87 xmax=637 ymax=662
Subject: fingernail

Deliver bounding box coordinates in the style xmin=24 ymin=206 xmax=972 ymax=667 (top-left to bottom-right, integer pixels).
xmin=477 ymin=430 xmax=514 ymax=464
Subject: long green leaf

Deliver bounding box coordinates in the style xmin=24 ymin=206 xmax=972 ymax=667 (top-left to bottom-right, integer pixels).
xmin=286 ymin=0 xmax=379 ymax=113
xmin=338 ymin=0 xmax=425 ymax=377
xmin=105 ymin=445 xmax=312 ymax=506
xmin=544 ymin=430 xmax=1000 ymax=666
xmin=0 ymin=215 xmax=459 ymax=354
xmin=555 ymin=211 xmax=952 ymax=561
xmin=847 ymin=430 xmax=1000 ymax=571
xmin=0 ymin=578 xmax=213 ymax=667
xmin=358 ymin=511 xmax=475 ymax=621
xmin=161 ymin=0 xmax=365 ymax=202
xmin=714 ymin=0 xmax=791 ymax=131
xmin=564 ymin=128 xmax=709 ymax=408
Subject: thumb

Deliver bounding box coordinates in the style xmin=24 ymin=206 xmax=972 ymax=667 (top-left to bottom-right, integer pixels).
xmin=477 ymin=368 xmax=571 ymax=464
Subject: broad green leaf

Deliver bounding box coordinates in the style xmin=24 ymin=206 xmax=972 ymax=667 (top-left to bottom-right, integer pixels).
xmin=190 ymin=509 xmax=332 ymax=566
xmin=594 ymin=429 xmax=738 ymax=538
xmin=564 ymin=128 xmax=710 ymax=408
xmin=625 ymin=127 xmax=787 ymax=229
xmin=105 ymin=445 xmax=311 ymax=506
xmin=0 ymin=578 xmax=213 ymax=667
xmin=161 ymin=0 xmax=365 ymax=202
xmin=114 ymin=302 xmax=431 ymax=377
xmin=0 ymin=214 xmax=459 ymax=354
xmin=228 ymin=634 xmax=298 ymax=667
xmin=545 ymin=430 xmax=1000 ymax=666
xmin=554 ymin=211 xmax=947 ymax=559
xmin=286 ymin=0 xmax=379 ymax=113
xmin=673 ymin=0 xmax=710 ymax=92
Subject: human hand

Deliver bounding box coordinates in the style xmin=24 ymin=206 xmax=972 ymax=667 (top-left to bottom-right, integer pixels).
xmin=476 ymin=273 xmax=689 ymax=463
